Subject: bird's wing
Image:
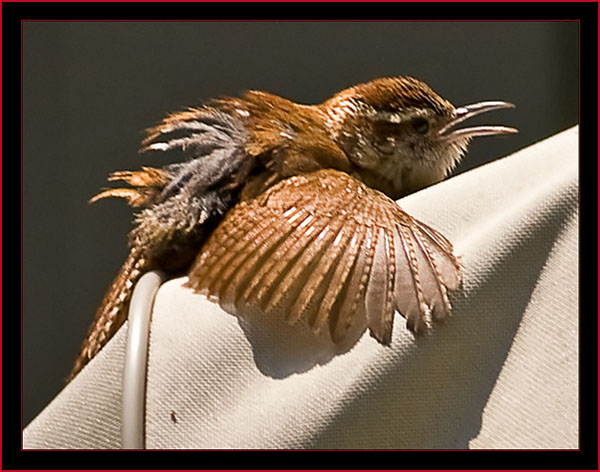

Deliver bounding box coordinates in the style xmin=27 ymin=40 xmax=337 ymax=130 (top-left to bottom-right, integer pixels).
xmin=186 ymin=169 xmax=461 ymax=345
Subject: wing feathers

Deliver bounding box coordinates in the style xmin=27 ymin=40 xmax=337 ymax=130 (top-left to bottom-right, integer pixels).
xmin=267 ymin=219 xmax=337 ymax=323
xmin=396 ymin=223 xmax=431 ymax=334
xmin=204 ymin=211 xmax=277 ymax=301
xmin=412 ymin=220 xmax=461 ymax=290
xmin=410 ymin=225 xmax=452 ymax=321
xmin=248 ymin=213 xmax=324 ymax=311
xmin=186 ymin=169 xmax=461 ymax=346
xmin=290 ymin=213 xmax=349 ymax=328
xmin=219 ymin=210 xmax=298 ymax=312
xmin=365 ymin=228 xmax=395 ymax=344
xmin=336 ymin=222 xmax=375 ymax=336
xmin=306 ymin=221 xmax=354 ymax=334
xmin=186 ymin=206 xmax=266 ymax=295
xmin=327 ymin=224 xmax=365 ymax=342
xmin=240 ymin=208 xmax=312 ymax=306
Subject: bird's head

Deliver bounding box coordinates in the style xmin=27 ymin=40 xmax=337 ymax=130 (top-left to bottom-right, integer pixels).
xmin=322 ymin=77 xmax=517 ymax=197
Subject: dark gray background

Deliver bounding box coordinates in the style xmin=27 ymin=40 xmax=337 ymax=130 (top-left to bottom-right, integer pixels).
xmin=23 ymin=21 xmax=578 ymax=426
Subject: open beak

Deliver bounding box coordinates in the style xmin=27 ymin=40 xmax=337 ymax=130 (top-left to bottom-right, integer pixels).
xmin=438 ymin=101 xmax=518 ymax=141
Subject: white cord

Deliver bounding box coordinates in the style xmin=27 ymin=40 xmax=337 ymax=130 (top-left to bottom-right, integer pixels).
xmin=121 ymin=270 xmax=166 ymax=449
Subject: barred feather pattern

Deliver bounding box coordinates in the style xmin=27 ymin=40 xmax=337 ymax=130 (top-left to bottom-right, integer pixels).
xmin=69 ymin=247 xmax=149 ymax=380
xmin=186 ymin=169 xmax=461 ymax=345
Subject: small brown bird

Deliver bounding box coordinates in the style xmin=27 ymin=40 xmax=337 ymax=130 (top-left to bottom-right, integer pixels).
xmin=69 ymin=77 xmax=516 ymax=380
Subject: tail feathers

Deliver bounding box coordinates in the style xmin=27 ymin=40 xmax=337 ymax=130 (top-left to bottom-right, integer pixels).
xmin=68 ymin=249 xmax=149 ymax=381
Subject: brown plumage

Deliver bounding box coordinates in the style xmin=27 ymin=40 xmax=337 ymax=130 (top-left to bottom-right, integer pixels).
xmin=186 ymin=169 xmax=461 ymax=344
xmin=70 ymin=248 xmax=149 ymax=379
xmin=70 ymin=77 xmax=516 ymax=380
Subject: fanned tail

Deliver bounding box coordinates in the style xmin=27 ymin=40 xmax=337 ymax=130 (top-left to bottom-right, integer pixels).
xmin=68 ymin=248 xmax=150 ymax=381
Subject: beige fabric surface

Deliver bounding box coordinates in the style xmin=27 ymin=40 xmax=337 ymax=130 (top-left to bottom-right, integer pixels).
xmin=23 ymin=326 xmax=126 ymax=449
xmin=23 ymin=126 xmax=579 ymax=449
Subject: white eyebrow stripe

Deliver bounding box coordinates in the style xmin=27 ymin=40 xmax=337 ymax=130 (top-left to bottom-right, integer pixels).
xmin=375 ymin=108 xmax=429 ymax=124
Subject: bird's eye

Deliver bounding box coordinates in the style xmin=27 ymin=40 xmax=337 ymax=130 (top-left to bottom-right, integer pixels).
xmin=411 ymin=117 xmax=429 ymax=134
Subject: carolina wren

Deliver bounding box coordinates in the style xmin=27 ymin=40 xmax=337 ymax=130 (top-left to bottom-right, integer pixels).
xmin=70 ymin=77 xmax=516 ymax=380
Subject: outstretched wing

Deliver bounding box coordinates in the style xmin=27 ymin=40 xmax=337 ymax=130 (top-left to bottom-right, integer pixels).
xmin=186 ymin=169 xmax=461 ymax=345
